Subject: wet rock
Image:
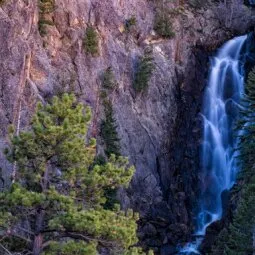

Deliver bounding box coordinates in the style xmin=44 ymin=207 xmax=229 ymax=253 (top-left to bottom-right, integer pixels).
xmin=0 ymin=0 xmax=254 ymax=251
xmin=167 ymin=224 xmax=189 ymax=244
xmin=221 ymin=189 xmax=230 ymax=218
xmin=160 ymin=244 xmax=177 ymax=255
xmin=141 ymin=223 xmax=157 ymax=238
xmin=151 ymin=201 xmax=173 ymax=223
xmin=200 ymin=220 xmax=223 ymax=254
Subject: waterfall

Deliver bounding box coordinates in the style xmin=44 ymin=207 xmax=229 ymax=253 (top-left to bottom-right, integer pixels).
xmin=197 ymin=35 xmax=247 ymax=235
xmin=179 ymin=35 xmax=247 ymax=254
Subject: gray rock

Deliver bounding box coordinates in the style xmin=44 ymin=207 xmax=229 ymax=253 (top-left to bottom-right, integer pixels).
xmin=0 ymin=0 xmax=254 ymax=250
xmin=142 ymin=223 xmax=157 ymax=237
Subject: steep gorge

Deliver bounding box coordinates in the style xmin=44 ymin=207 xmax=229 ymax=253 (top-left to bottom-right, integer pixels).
xmin=0 ymin=0 xmax=255 ymax=254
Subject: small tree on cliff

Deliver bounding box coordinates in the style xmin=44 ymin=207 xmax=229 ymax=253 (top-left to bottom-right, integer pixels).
xmin=133 ymin=48 xmax=154 ymax=93
xmin=0 ymin=94 xmax=148 ymax=255
xmin=101 ymin=100 xmax=120 ymax=157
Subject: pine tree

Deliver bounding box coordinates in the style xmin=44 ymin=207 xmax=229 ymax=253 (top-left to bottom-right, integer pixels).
xmin=101 ymin=100 xmax=121 ymax=157
xmin=211 ymin=67 xmax=255 ymax=255
xmin=236 ymin=67 xmax=255 ymax=180
xmin=225 ymin=66 xmax=255 ymax=255
xmin=102 ymin=67 xmax=118 ymax=90
xmin=153 ymin=10 xmax=175 ymax=39
xmin=0 ymin=94 xmax=149 ymax=255
xmin=223 ymin=181 xmax=255 ymax=255
xmin=211 ymin=228 xmax=228 ymax=255
xmin=83 ymin=26 xmax=99 ymax=56
xmin=133 ymin=48 xmax=154 ymax=93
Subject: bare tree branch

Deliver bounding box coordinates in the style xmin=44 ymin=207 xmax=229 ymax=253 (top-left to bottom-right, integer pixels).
xmin=0 ymin=243 xmax=13 ymax=255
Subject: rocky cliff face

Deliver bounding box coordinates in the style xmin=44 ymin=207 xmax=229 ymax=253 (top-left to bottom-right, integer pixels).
xmin=0 ymin=0 xmax=254 ymax=253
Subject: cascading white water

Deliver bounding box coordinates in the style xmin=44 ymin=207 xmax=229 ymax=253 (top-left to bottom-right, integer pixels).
xmin=179 ymin=35 xmax=247 ymax=254
xmin=197 ymin=35 xmax=247 ymax=235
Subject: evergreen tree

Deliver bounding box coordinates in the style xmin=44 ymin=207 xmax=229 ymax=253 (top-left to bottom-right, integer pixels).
xmin=101 ymin=100 xmax=121 ymax=157
xmin=101 ymin=67 xmax=118 ymax=90
xmin=83 ymin=26 xmax=99 ymax=56
xmin=223 ymin=67 xmax=255 ymax=255
xmin=133 ymin=48 xmax=154 ymax=93
xmin=0 ymin=94 xmax=149 ymax=255
xmin=211 ymin=228 xmax=228 ymax=255
xmin=212 ymin=183 xmax=255 ymax=255
xmin=153 ymin=10 xmax=175 ymax=39
xmin=211 ymin=67 xmax=255 ymax=255
xmin=236 ymin=67 xmax=255 ymax=180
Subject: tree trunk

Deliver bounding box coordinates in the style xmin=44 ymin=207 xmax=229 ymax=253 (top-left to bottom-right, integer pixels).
xmin=33 ymin=161 xmax=49 ymax=254
xmin=32 ymin=210 xmax=45 ymax=255
xmin=33 ymin=233 xmax=43 ymax=255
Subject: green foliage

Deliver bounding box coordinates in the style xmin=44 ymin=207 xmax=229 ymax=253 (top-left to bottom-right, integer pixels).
xmin=1 ymin=236 xmax=28 ymax=254
xmin=212 ymin=181 xmax=255 ymax=255
xmin=83 ymin=26 xmax=99 ymax=56
xmin=0 ymin=94 xmax=146 ymax=254
xmin=104 ymin=186 xmax=119 ymax=210
xmin=154 ymin=10 xmax=175 ymax=39
xmin=38 ymin=0 xmax=55 ymax=37
xmin=133 ymin=48 xmax=154 ymax=93
xmin=226 ymin=184 xmax=255 ymax=254
xmin=100 ymin=68 xmax=120 ymax=210
xmin=101 ymin=100 xmax=121 ymax=157
xmin=124 ymin=247 xmax=154 ymax=255
xmin=125 ymin=16 xmax=137 ymax=32
xmin=211 ymin=67 xmax=255 ymax=255
xmin=236 ymin=67 xmax=255 ymax=181
xmin=43 ymin=240 xmax=97 ymax=255
xmin=39 ymin=0 xmax=55 ymax=13
xmin=38 ymin=19 xmax=54 ymax=35
xmin=102 ymin=67 xmax=118 ymax=90
xmin=188 ymin=0 xmax=208 ymax=9
xmin=211 ymin=228 xmax=229 ymax=255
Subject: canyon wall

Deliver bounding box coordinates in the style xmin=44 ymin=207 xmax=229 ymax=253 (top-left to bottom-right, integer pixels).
xmin=0 ymin=0 xmax=254 ymax=253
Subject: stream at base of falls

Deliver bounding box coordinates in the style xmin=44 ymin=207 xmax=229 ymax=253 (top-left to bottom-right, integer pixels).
xmin=178 ymin=35 xmax=248 ymax=255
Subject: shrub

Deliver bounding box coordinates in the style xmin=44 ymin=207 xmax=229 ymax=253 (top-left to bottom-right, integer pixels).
xmin=38 ymin=19 xmax=54 ymax=36
xmin=39 ymin=0 xmax=55 ymax=13
xmin=154 ymin=11 xmax=175 ymax=39
xmin=83 ymin=26 xmax=99 ymax=56
xmin=125 ymin=15 xmax=137 ymax=32
xmin=102 ymin=67 xmax=118 ymax=90
xmin=188 ymin=0 xmax=208 ymax=9
xmin=133 ymin=48 xmax=154 ymax=93
xmin=38 ymin=0 xmax=55 ymax=37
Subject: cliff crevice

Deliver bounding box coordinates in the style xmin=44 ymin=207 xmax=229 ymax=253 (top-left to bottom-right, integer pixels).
xmin=0 ymin=0 xmax=254 ymax=253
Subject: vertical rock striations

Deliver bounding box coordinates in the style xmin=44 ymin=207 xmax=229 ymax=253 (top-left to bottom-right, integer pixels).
xmin=0 ymin=0 xmax=254 ymax=252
